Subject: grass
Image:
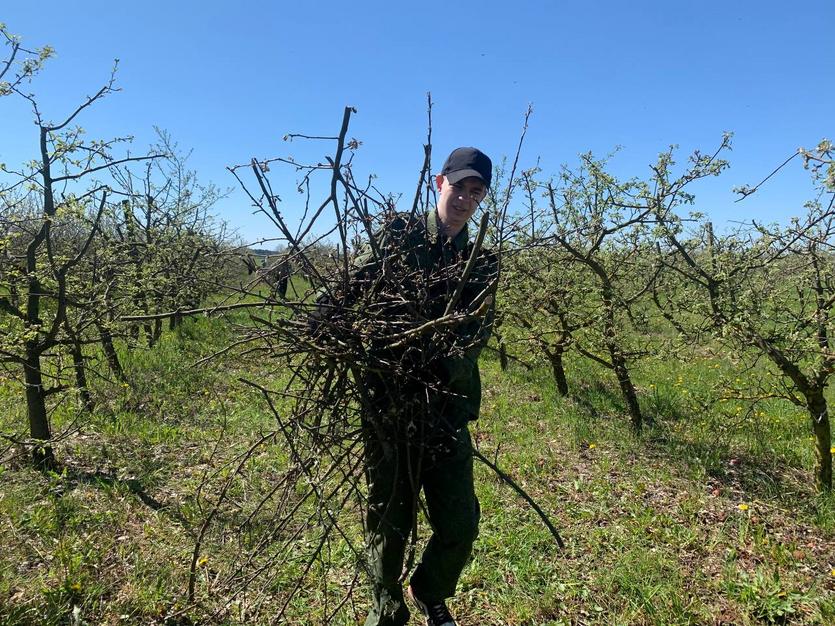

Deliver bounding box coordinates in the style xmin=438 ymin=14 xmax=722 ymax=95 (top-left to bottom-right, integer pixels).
xmin=1 ymin=318 xmax=834 ymax=624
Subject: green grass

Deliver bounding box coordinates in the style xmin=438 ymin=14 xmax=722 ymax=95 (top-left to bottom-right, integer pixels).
xmin=1 ymin=319 xmax=834 ymax=624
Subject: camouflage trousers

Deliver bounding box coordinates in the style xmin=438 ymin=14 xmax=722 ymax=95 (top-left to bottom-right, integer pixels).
xmin=362 ymin=421 xmax=480 ymax=626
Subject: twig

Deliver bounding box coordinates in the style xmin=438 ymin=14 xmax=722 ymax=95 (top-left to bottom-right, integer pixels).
xmin=472 ymin=447 xmax=565 ymax=548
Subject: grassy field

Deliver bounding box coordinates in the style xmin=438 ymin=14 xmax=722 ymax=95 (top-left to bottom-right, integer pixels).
xmin=1 ymin=317 xmax=834 ymax=625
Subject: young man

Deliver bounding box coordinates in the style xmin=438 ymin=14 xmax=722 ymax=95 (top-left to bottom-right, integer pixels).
xmin=359 ymin=147 xmax=497 ymax=626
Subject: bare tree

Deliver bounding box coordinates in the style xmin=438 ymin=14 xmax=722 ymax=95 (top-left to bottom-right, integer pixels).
xmin=0 ymin=39 xmax=155 ymax=467
xmin=655 ymin=144 xmax=835 ymax=490
xmin=104 ymin=130 xmax=230 ymax=343
xmin=543 ymin=154 xmax=656 ymax=430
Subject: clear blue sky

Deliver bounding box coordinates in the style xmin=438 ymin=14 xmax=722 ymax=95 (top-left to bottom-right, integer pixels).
xmin=2 ymin=1 xmax=833 ymax=244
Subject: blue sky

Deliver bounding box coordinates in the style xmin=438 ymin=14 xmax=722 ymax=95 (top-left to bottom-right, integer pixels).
xmin=1 ymin=1 xmax=832 ymax=245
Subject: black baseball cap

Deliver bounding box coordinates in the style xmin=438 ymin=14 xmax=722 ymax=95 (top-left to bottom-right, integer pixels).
xmin=440 ymin=147 xmax=492 ymax=188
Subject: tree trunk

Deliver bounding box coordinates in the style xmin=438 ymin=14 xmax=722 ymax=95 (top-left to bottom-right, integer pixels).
xmin=68 ymin=335 xmax=94 ymax=412
xmin=547 ymin=346 xmax=569 ymax=396
xmin=601 ymin=285 xmax=642 ymax=432
xmin=807 ymin=390 xmax=833 ymax=492
xmin=128 ymin=324 xmax=139 ymax=346
xmin=492 ymin=317 xmax=509 ymax=371
xmin=150 ymin=319 xmax=162 ymax=346
xmin=97 ymin=322 xmax=127 ymax=382
xmin=23 ymin=346 xmax=56 ymax=470
xmin=611 ymin=354 xmax=642 ymax=432
xmin=144 ymin=322 xmax=155 ymax=348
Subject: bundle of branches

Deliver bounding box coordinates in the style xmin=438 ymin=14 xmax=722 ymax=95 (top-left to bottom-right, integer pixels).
xmin=183 ymin=106 xmax=561 ymax=623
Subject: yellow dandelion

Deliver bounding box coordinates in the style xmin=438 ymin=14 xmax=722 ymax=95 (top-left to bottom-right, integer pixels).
xmin=738 ymin=503 xmax=749 ymax=511
xmin=830 ymin=447 xmax=835 ymax=454
xmin=197 ymin=556 xmax=208 ymax=567
xmin=69 ymin=581 xmax=82 ymax=591
xmin=588 ymin=443 xmax=596 ymax=450
xmin=831 ymin=569 xmax=835 ymax=577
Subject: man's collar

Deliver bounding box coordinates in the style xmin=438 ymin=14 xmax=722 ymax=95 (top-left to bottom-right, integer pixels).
xmin=428 ymin=209 xmax=469 ymax=250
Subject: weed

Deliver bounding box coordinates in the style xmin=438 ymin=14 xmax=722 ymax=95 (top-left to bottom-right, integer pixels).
xmin=725 ymin=568 xmax=808 ymax=624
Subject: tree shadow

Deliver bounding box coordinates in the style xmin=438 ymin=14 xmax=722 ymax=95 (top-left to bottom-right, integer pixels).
xmin=639 ymin=421 xmax=813 ymax=505
xmin=564 ymin=379 xmax=814 ymax=504
xmin=54 ymin=465 xmax=191 ymax=527
xmin=569 ymin=378 xmax=662 ymax=428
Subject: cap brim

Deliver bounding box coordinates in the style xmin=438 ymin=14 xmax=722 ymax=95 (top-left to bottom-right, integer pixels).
xmin=445 ymin=169 xmax=486 ymax=185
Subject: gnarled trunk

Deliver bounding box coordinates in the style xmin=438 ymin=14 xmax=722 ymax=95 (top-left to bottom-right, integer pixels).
xmin=97 ymin=322 xmax=126 ymax=382
xmin=601 ymin=283 xmax=642 ymax=432
xmin=611 ymin=353 xmax=642 ymax=432
xmin=547 ymin=346 xmax=569 ymax=397
xmin=68 ymin=335 xmax=94 ymax=412
xmin=151 ymin=318 xmax=163 ymax=346
xmin=807 ymin=390 xmax=833 ymax=492
xmin=23 ymin=346 xmax=55 ymax=470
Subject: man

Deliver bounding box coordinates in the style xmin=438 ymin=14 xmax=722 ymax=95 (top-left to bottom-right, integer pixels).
xmin=353 ymin=147 xmax=497 ymax=626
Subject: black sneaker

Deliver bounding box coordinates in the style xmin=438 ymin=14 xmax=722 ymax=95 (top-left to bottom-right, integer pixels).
xmin=407 ymin=585 xmax=457 ymax=626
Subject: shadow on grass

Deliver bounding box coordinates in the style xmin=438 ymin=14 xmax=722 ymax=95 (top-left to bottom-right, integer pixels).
xmin=565 ymin=377 xmax=815 ymax=505
xmin=569 ymin=377 xmax=661 ymax=429
xmin=638 ymin=419 xmax=815 ymax=505
xmin=569 ymin=377 xmax=621 ymax=419
xmin=56 ymin=465 xmax=191 ymax=527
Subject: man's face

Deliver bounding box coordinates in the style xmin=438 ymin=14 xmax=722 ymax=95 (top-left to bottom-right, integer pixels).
xmin=435 ymin=174 xmax=487 ymax=237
